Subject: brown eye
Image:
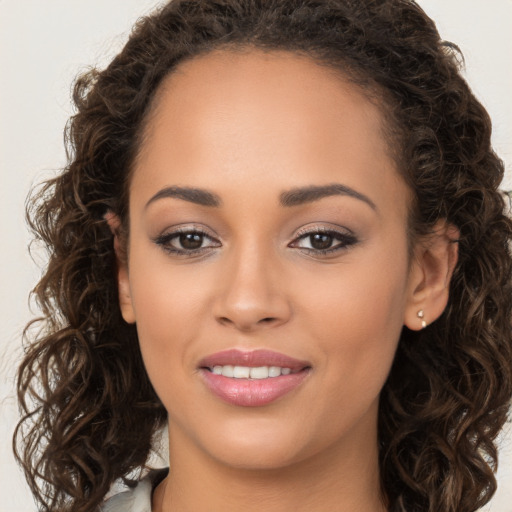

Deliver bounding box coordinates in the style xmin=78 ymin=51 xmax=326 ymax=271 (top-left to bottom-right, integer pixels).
xmin=309 ymin=233 xmax=333 ymax=250
xmin=289 ymin=227 xmax=358 ymax=255
xmin=180 ymin=232 xmax=204 ymax=250
xmin=154 ymin=228 xmax=221 ymax=257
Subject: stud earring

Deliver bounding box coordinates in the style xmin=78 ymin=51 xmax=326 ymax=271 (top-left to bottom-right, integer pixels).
xmin=417 ymin=309 xmax=427 ymax=329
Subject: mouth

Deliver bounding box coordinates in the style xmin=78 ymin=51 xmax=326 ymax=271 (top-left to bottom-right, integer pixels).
xmin=198 ymin=349 xmax=311 ymax=407
xmin=205 ymin=364 xmax=301 ymax=379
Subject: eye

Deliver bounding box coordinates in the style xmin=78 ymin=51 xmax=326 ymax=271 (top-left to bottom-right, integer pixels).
xmin=176 ymin=232 xmax=206 ymax=250
xmin=289 ymin=227 xmax=358 ymax=255
xmin=153 ymin=227 xmax=221 ymax=256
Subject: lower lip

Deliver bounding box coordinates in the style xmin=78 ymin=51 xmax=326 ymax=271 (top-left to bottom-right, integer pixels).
xmin=199 ymin=369 xmax=310 ymax=407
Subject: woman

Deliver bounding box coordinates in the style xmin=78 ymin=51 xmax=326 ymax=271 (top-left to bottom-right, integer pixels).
xmin=14 ymin=1 xmax=512 ymax=511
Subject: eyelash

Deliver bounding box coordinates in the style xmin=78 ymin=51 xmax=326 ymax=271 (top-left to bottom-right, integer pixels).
xmin=153 ymin=226 xmax=358 ymax=258
xmin=153 ymin=227 xmax=220 ymax=257
xmin=290 ymin=227 xmax=358 ymax=255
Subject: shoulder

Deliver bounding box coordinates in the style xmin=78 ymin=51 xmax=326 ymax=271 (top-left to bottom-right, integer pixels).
xmin=100 ymin=468 xmax=169 ymax=512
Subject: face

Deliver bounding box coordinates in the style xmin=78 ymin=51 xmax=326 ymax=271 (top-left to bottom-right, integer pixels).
xmin=118 ymin=49 xmax=419 ymax=471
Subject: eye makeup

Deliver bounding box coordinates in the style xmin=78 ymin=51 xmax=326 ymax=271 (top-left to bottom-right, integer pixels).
xmin=289 ymin=226 xmax=358 ymax=256
xmin=152 ymin=223 xmax=359 ymax=259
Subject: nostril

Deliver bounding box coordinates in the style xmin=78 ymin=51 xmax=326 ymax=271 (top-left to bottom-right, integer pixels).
xmin=259 ymin=317 xmax=276 ymax=323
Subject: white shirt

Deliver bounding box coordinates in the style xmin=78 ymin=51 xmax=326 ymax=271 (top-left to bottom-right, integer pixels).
xmin=100 ymin=469 xmax=168 ymax=512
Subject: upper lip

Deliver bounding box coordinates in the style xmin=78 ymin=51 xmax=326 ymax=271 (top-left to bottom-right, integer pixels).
xmin=198 ymin=349 xmax=311 ymax=371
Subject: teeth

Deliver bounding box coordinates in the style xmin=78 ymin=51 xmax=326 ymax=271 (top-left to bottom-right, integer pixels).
xmin=233 ymin=366 xmax=250 ymax=378
xmin=250 ymin=366 xmax=268 ymax=379
xmin=268 ymin=366 xmax=281 ymax=377
xmin=210 ymin=365 xmax=294 ymax=379
xmin=221 ymin=365 xmax=234 ymax=377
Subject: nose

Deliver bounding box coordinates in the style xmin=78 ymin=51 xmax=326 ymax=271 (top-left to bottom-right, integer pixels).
xmin=212 ymin=245 xmax=292 ymax=332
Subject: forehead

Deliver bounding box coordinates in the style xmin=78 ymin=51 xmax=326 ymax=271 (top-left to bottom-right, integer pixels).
xmin=141 ymin=48 xmax=387 ymax=150
xmin=131 ymin=48 xmax=408 ymax=218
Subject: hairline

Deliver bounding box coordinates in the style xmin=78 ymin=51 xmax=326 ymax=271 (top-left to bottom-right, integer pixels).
xmin=122 ymin=43 xmax=419 ymax=262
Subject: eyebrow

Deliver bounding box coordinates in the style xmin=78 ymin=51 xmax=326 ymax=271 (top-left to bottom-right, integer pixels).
xmin=145 ymin=186 xmax=222 ymax=209
xmin=279 ymin=183 xmax=377 ymax=211
xmin=145 ymin=183 xmax=376 ymax=211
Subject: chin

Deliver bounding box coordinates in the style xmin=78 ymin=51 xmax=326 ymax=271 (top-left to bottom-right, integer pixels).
xmin=189 ymin=416 xmax=323 ymax=471
xmin=207 ymin=440 xmax=308 ymax=471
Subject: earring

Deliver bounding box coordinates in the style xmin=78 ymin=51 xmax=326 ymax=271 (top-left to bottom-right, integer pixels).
xmin=417 ymin=309 xmax=427 ymax=329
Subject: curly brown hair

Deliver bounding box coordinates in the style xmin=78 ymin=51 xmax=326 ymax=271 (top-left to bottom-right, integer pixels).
xmin=14 ymin=1 xmax=512 ymax=511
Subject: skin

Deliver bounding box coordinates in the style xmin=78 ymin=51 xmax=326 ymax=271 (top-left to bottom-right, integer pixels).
xmin=112 ymin=49 xmax=458 ymax=512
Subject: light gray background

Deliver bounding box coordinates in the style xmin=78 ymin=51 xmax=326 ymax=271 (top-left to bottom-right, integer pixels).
xmin=1 ymin=1 xmax=511 ymax=511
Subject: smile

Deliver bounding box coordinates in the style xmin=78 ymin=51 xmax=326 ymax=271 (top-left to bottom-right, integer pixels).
xmin=209 ymin=365 xmax=294 ymax=379
xmin=199 ymin=349 xmax=311 ymax=407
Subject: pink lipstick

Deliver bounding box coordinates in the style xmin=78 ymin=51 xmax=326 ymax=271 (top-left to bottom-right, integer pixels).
xmin=198 ymin=349 xmax=311 ymax=407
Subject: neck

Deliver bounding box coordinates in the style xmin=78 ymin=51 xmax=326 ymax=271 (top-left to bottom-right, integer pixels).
xmin=153 ymin=422 xmax=386 ymax=512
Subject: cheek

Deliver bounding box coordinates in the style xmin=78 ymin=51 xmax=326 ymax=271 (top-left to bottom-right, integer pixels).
xmin=297 ymin=242 xmax=409 ymax=402
xmin=126 ymin=254 xmax=210 ymax=395
xmin=130 ymin=283 xmax=210 ymax=429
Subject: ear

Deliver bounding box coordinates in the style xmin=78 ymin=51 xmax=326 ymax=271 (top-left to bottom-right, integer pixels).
xmin=104 ymin=210 xmax=136 ymax=324
xmin=404 ymin=220 xmax=459 ymax=331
